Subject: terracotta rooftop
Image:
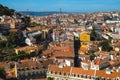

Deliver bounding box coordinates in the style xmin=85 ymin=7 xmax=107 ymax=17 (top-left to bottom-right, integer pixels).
xmin=48 ymin=64 xmax=71 ymax=74
xmin=53 ymin=51 xmax=74 ymax=58
xmin=110 ymin=51 xmax=120 ymax=55
xmin=94 ymin=59 xmax=106 ymax=65
xmin=52 ymin=46 xmax=73 ymax=52
xmin=109 ymin=60 xmax=120 ymax=66
xmin=42 ymin=50 xmax=52 ymax=55
xmin=114 ymin=41 xmax=120 ymax=47
xmin=15 ymin=45 xmax=38 ymax=51
xmin=48 ymin=64 xmax=120 ymax=79
xmin=17 ymin=59 xmax=53 ymax=71
xmin=61 ymin=40 xmax=74 ymax=45
xmin=0 ymin=62 xmax=10 ymax=68
xmin=48 ymin=46 xmax=74 ymax=60
xmin=79 ymin=46 xmax=89 ymax=52
xmin=79 ymin=54 xmax=90 ymax=58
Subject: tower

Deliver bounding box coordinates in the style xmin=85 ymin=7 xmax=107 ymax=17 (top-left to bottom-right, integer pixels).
xmin=74 ymin=33 xmax=80 ymax=67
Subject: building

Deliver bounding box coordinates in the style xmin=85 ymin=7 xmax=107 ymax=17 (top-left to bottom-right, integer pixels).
xmin=0 ymin=23 xmax=10 ymax=35
xmin=90 ymin=59 xmax=110 ymax=70
xmin=47 ymin=64 xmax=120 ymax=80
xmin=15 ymin=59 xmax=53 ymax=80
xmin=14 ymin=45 xmax=38 ymax=55
xmin=80 ymin=32 xmax=90 ymax=42
xmin=113 ymin=41 xmax=120 ymax=51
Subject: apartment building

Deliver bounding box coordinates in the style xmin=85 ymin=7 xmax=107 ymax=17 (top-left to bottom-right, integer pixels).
xmin=47 ymin=64 xmax=120 ymax=80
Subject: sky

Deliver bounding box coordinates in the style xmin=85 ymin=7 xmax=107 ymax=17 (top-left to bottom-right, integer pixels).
xmin=0 ymin=0 xmax=120 ymax=12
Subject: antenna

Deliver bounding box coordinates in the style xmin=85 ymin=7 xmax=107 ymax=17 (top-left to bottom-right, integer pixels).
xmin=26 ymin=9 xmax=29 ymax=16
xmin=60 ymin=8 xmax=62 ymax=14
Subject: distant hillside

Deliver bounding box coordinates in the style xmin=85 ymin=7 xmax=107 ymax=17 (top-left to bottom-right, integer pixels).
xmin=19 ymin=11 xmax=68 ymax=16
xmin=0 ymin=4 xmax=15 ymax=16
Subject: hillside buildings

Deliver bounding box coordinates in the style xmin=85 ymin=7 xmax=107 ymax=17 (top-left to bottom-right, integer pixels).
xmin=0 ymin=11 xmax=120 ymax=80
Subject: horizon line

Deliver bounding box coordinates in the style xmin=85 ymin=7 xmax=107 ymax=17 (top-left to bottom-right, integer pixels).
xmin=18 ymin=10 xmax=120 ymax=13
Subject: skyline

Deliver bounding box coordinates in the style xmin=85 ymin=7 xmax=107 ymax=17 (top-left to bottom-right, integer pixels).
xmin=0 ymin=0 xmax=120 ymax=12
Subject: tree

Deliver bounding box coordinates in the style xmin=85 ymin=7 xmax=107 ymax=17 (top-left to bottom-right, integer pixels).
xmin=0 ymin=40 xmax=7 ymax=49
xmin=98 ymin=40 xmax=113 ymax=52
xmin=29 ymin=22 xmax=39 ymax=27
xmin=0 ymin=67 xmax=6 ymax=79
xmin=21 ymin=16 xmax=31 ymax=28
xmin=47 ymin=77 xmax=54 ymax=80
xmin=14 ymin=30 xmax=25 ymax=46
xmin=0 ymin=4 xmax=15 ymax=16
xmin=90 ymin=27 xmax=100 ymax=41
xmin=18 ymin=51 xmax=26 ymax=55
xmin=90 ymin=53 xmax=96 ymax=61
xmin=7 ymin=31 xmax=16 ymax=47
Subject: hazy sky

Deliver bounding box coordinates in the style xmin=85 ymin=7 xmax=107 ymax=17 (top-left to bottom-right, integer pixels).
xmin=0 ymin=0 xmax=120 ymax=12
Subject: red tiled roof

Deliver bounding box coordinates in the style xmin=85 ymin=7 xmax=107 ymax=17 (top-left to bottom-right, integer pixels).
xmin=42 ymin=50 xmax=52 ymax=55
xmin=61 ymin=40 xmax=74 ymax=45
xmin=0 ymin=62 xmax=10 ymax=67
xmin=49 ymin=65 xmax=71 ymax=73
xmin=48 ymin=64 xmax=120 ymax=79
xmin=52 ymin=46 xmax=73 ymax=52
xmin=114 ymin=41 xmax=120 ymax=47
xmin=94 ymin=59 xmax=105 ymax=65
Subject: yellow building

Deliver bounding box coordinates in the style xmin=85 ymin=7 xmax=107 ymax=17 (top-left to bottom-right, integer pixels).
xmin=80 ymin=33 xmax=90 ymax=42
xmin=15 ymin=45 xmax=38 ymax=55
xmin=79 ymin=44 xmax=89 ymax=54
xmin=79 ymin=32 xmax=90 ymax=54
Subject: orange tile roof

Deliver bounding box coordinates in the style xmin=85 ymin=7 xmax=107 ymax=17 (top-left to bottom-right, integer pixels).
xmin=94 ymin=59 xmax=105 ymax=65
xmin=109 ymin=60 xmax=119 ymax=66
xmin=99 ymin=52 xmax=109 ymax=57
xmin=71 ymin=67 xmax=94 ymax=76
xmin=15 ymin=45 xmax=38 ymax=51
xmin=110 ymin=51 xmax=120 ymax=55
xmin=116 ymin=56 xmax=120 ymax=61
xmin=27 ymin=26 xmax=40 ymax=32
xmin=53 ymin=51 xmax=74 ymax=58
xmin=114 ymin=41 xmax=120 ymax=47
xmin=79 ymin=47 xmax=89 ymax=52
xmin=17 ymin=59 xmax=53 ymax=71
xmin=61 ymin=40 xmax=74 ymax=45
xmin=48 ymin=65 xmax=71 ymax=73
xmin=96 ymin=70 xmax=120 ymax=79
xmin=0 ymin=62 xmax=10 ymax=67
xmin=42 ymin=50 xmax=52 ymax=55
xmin=52 ymin=46 xmax=73 ymax=52
xmin=48 ymin=64 xmax=120 ymax=79
xmin=80 ymin=54 xmax=90 ymax=58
